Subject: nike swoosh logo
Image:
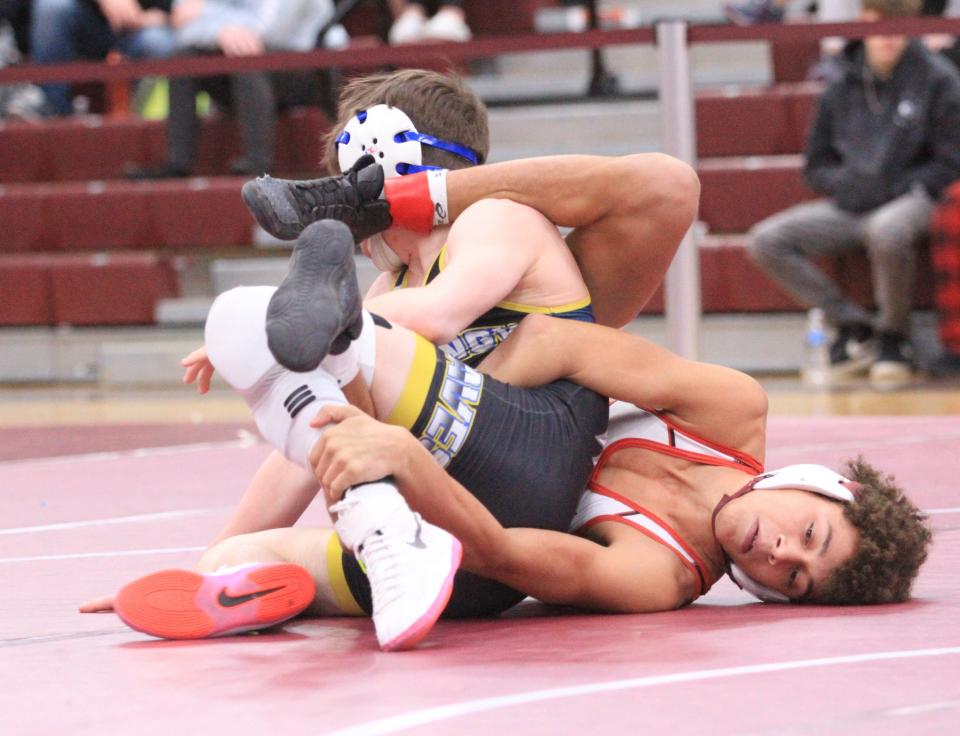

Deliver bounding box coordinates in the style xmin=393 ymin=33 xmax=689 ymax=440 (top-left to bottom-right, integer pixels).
xmin=408 ymin=519 xmax=427 ymax=549
xmin=217 ymin=585 xmax=285 ymax=608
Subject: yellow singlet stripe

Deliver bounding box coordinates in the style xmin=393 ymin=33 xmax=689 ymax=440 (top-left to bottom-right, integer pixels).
xmin=496 ymin=294 xmax=592 ymax=314
xmin=325 ymin=533 xmax=364 ymax=616
xmin=385 ymin=334 xmax=436 ymax=430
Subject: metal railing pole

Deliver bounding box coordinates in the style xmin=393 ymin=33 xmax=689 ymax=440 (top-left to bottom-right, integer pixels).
xmin=656 ymin=19 xmax=701 ymax=360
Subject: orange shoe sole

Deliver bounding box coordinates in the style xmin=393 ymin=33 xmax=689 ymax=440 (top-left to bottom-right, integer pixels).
xmin=114 ymin=563 xmax=316 ymax=640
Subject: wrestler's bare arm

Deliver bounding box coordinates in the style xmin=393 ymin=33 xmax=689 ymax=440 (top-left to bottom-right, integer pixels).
xmin=310 ymin=405 xmax=683 ymax=613
xmin=480 ymin=314 xmax=768 ymax=453
xmin=445 ymin=154 xmax=700 ymax=327
xmin=363 ymin=200 xmax=548 ymax=343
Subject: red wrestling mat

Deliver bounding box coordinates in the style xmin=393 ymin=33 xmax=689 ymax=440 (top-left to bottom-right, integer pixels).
xmin=2 ymin=416 xmax=958 ymax=736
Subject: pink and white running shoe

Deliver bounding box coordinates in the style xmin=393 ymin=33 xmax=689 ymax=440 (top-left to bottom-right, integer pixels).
xmin=114 ymin=562 xmax=315 ymax=640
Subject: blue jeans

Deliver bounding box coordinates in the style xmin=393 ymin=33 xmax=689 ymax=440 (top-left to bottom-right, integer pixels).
xmin=31 ymin=0 xmax=177 ymax=115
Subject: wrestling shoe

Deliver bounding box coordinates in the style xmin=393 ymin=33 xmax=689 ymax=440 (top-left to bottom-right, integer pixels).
xmin=241 ymin=155 xmax=391 ymax=241
xmin=266 ymin=219 xmax=364 ymax=373
xmin=332 ymin=493 xmax=462 ymax=652
xmin=114 ymin=562 xmax=315 ymax=639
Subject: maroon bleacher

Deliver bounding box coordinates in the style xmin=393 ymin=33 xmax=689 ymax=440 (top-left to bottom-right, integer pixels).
xmin=0 ymin=252 xmax=179 ymax=326
xmin=0 ymin=67 xmax=929 ymax=326
xmin=0 ymin=107 xmax=329 ymax=184
xmin=696 ymin=83 xmax=820 ymax=158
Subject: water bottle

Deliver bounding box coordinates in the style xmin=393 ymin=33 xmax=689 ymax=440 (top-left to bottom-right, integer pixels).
xmin=801 ymin=308 xmax=830 ymax=388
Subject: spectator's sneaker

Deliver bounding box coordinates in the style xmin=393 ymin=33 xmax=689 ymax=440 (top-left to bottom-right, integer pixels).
xmin=114 ymin=563 xmax=315 ymax=640
xmin=266 ymin=219 xmax=364 ymax=372
xmin=423 ymin=8 xmax=473 ymax=43
xmin=928 ymin=351 xmax=960 ymax=378
xmin=389 ymin=7 xmax=427 ymax=44
xmin=332 ymin=495 xmax=462 ymax=652
xmin=724 ymin=0 xmax=785 ymax=25
xmin=828 ymin=322 xmax=876 ymax=376
xmin=869 ymin=331 xmax=914 ymax=389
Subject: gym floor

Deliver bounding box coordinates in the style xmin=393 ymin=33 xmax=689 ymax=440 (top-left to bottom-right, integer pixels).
xmin=2 ymin=379 xmax=959 ymax=735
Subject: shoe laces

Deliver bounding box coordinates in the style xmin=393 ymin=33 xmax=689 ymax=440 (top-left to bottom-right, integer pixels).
xmin=293 ymin=180 xmax=322 ymax=215
xmin=357 ymin=530 xmax=404 ymax=610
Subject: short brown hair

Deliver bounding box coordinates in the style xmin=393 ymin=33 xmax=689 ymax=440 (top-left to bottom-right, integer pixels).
xmin=816 ymin=458 xmax=932 ymax=605
xmin=322 ymin=69 xmax=489 ymax=174
xmin=862 ymin=0 xmax=921 ymax=17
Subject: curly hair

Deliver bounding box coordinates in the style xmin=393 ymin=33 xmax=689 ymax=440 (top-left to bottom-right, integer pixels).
xmin=816 ymin=458 xmax=931 ymax=605
xmin=322 ymin=69 xmax=489 ymax=174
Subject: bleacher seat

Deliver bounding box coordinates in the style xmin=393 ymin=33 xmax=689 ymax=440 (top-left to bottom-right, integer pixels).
xmin=0 ymin=255 xmax=54 ymax=325
xmin=49 ymin=253 xmax=179 ymax=325
xmin=698 ymin=156 xmax=815 ymax=234
xmin=0 ymin=108 xmax=330 ymax=184
xmin=695 ymin=83 xmax=820 ymax=158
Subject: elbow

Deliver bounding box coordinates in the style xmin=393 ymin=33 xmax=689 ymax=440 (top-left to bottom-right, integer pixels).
xmin=625 ymin=153 xmax=701 ymax=232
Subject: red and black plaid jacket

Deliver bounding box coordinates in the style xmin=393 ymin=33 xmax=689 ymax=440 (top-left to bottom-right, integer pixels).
xmin=932 ymin=180 xmax=960 ymax=354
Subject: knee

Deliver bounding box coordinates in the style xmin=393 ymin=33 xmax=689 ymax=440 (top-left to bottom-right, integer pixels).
xmin=748 ymin=218 xmax=791 ymax=268
xmin=864 ymin=224 xmax=913 ymax=259
xmin=130 ymin=27 xmax=178 ymax=59
xmin=32 ymin=0 xmax=79 ymax=28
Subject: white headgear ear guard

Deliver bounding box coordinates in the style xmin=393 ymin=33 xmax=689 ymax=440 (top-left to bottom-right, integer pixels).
xmin=721 ymin=464 xmax=862 ymax=603
xmin=336 ymin=104 xmax=479 ymax=178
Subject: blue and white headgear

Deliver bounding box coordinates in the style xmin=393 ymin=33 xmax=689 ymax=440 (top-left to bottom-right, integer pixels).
xmin=712 ymin=464 xmax=862 ymax=603
xmin=336 ymin=104 xmax=479 ymax=178
xmin=335 ymin=104 xmax=479 ymax=272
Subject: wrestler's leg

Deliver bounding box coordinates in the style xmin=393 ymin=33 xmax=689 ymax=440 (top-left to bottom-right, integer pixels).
xmin=204 ymin=283 xmax=460 ymax=650
xmin=198 ymin=527 xmax=365 ymax=618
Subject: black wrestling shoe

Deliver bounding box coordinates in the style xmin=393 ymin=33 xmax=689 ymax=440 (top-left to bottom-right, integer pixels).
xmin=241 ymin=155 xmax=392 ymax=241
xmin=266 ymin=220 xmax=364 ymax=372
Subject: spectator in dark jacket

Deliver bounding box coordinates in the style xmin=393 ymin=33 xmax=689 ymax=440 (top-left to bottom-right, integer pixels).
xmin=749 ymin=0 xmax=960 ymax=389
xmin=31 ymin=0 xmax=178 ymax=115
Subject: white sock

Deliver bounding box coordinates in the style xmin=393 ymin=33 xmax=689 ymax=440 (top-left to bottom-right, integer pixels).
xmin=320 ymin=309 xmax=377 ymax=388
xmin=205 ymin=285 xmax=346 ymax=470
xmin=205 ymin=286 xmax=278 ymax=391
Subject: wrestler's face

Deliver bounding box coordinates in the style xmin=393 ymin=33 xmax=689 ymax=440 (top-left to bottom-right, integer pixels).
xmin=714 ymin=489 xmax=859 ymax=601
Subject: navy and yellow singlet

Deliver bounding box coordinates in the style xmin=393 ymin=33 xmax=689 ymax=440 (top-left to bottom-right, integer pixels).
xmin=393 ymin=246 xmax=595 ymax=367
xmin=332 ymin=334 xmax=609 ymax=618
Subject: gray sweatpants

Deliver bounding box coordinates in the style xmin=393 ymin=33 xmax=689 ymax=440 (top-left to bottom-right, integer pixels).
xmin=748 ymin=190 xmax=933 ymax=334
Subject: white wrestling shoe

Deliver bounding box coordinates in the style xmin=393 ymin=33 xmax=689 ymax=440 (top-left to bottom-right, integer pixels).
xmin=332 ymin=487 xmax=462 ymax=652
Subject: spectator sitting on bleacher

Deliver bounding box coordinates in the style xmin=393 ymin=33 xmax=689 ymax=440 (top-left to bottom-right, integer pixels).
xmin=128 ymin=0 xmax=336 ymax=179
xmin=748 ymin=0 xmax=960 ymax=388
xmin=31 ymin=0 xmax=177 ymax=116
xmin=0 ymin=0 xmax=45 ymax=119
xmin=387 ymin=0 xmax=471 ymax=44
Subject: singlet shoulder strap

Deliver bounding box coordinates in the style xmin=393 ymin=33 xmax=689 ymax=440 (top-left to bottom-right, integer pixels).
xmin=597 ymin=405 xmax=763 ymax=476
xmin=572 ymin=484 xmax=716 ymax=597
